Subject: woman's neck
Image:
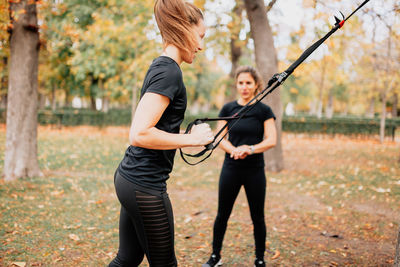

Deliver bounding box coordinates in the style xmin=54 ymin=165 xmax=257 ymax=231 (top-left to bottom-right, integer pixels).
xmin=162 ymin=44 xmax=182 ymax=65
xmin=237 ymin=98 xmax=253 ymax=106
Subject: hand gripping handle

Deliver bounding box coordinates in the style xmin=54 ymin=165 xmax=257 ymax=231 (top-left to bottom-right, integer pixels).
xmin=185 ymin=119 xmax=214 ymax=151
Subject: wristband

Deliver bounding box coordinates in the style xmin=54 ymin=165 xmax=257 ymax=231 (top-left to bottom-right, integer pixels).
xmin=250 ymin=145 xmax=255 ymax=154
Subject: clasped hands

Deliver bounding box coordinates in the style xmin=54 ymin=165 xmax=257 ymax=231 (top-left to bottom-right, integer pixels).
xmin=230 ymin=145 xmax=252 ymax=160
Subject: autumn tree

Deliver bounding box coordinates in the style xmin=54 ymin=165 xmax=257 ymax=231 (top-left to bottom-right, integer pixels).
xmin=38 ymin=0 xmax=158 ymax=112
xmin=4 ymin=0 xmax=42 ymax=181
xmin=360 ymin=1 xmax=399 ymax=142
xmin=377 ymin=27 xmax=398 ymax=143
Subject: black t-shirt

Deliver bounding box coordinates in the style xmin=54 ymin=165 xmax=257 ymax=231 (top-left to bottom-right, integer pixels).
xmin=219 ymin=101 xmax=275 ymax=167
xmin=118 ymin=56 xmax=187 ymax=190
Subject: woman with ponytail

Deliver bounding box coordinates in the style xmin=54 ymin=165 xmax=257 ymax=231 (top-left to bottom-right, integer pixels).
xmin=108 ymin=1 xmax=211 ymax=266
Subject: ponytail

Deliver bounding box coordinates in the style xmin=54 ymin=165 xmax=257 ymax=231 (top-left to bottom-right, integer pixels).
xmin=154 ymin=0 xmax=203 ymax=56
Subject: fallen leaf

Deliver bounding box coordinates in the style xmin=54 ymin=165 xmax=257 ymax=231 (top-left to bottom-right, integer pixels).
xmin=308 ymin=224 xmax=320 ymax=229
xmin=271 ymin=250 xmax=280 ymax=259
xmin=371 ymin=187 xmax=390 ymax=193
xmin=50 ymin=190 xmax=64 ymax=197
xmin=63 ymin=224 xmax=81 ymax=230
xmin=69 ymin=233 xmax=80 ymax=241
xmin=53 ymin=258 xmax=63 ymax=263
xmin=362 ymin=224 xmax=374 ymax=230
xmin=11 ymin=263 xmax=26 ymax=267
xmin=184 ymin=216 xmax=192 ymax=223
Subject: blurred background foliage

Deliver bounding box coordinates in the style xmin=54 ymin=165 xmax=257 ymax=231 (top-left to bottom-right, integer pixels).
xmin=0 ymin=0 xmax=398 ymax=118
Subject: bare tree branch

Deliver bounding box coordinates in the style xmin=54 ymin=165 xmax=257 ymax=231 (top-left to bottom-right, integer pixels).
xmin=266 ymin=0 xmax=278 ymax=13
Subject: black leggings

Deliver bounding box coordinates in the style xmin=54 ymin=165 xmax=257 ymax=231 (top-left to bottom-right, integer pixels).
xmin=212 ymin=163 xmax=266 ymax=259
xmin=109 ymin=172 xmax=177 ymax=267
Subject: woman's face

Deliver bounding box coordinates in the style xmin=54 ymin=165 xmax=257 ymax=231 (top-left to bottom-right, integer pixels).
xmin=182 ymin=19 xmax=206 ymax=64
xmin=236 ymin=72 xmax=258 ymax=102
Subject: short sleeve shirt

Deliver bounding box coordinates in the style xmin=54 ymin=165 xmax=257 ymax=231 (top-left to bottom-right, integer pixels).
xmin=219 ymin=101 xmax=275 ymax=167
xmin=118 ymin=56 xmax=187 ymax=190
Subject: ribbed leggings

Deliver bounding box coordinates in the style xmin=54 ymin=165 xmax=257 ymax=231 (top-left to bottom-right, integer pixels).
xmin=212 ymin=163 xmax=266 ymax=259
xmin=109 ymin=172 xmax=177 ymax=267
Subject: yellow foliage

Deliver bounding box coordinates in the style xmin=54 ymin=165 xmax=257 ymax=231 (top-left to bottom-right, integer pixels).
xmin=193 ymin=0 xmax=206 ymax=10
xmin=290 ymin=87 xmax=299 ymax=95
xmin=302 ymin=0 xmax=316 ymax=9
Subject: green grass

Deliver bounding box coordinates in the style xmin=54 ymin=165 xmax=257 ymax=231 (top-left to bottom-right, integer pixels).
xmin=1 ymin=128 xmax=399 ymax=266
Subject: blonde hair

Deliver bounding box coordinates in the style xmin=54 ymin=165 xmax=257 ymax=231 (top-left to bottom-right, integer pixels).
xmin=235 ymin=66 xmax=264 ymax=94
xmin=154 ymin=0 xmax=204 ymax=56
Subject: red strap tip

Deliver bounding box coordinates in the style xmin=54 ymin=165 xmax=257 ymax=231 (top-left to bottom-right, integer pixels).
xmin=339 ymin=20 xmax=345 ymax=28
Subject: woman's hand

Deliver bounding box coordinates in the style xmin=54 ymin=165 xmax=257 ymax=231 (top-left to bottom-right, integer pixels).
xmin=230 ymin=145 xmax=252 ymax=160
xmin=190 ymin=123 xmax=214 ymax=146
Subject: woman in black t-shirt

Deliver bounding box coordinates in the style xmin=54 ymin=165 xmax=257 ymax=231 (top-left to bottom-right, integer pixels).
xmin=203 ymin=66 xmax=277 ymax=267
xmin=109 ymin=1 xmax=213 ymax=266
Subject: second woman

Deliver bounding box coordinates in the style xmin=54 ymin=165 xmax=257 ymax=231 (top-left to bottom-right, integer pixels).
xmin=203 ymin=66 xmax=277 ymax=267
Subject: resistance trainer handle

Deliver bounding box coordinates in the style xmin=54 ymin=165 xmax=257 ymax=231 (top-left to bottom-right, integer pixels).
xmin=184 ymin=119 xmax=214 ymax=151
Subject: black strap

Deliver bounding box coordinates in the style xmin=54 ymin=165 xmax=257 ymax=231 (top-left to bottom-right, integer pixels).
xmin=179 ymin=79 xmax=282 ymax=165
xmin=179 ymin=0 xmax=371 ymax=165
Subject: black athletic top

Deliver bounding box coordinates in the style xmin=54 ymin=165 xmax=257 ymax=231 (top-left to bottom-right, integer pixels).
xmin=118 ymin=56 xmax=187 ymax=191
xmin=219 ymin=101 xmax=275 ymax=167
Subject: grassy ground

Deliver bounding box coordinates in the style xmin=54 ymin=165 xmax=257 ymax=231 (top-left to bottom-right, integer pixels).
xmin=0 ymin=126 xmax=399 ymax=266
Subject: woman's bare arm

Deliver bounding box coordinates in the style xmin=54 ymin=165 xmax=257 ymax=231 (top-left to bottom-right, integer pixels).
xmin=129 ymin=92 xmax=213 ymax=150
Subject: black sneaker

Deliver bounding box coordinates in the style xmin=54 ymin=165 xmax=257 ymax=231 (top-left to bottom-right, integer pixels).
xmin=202 ymin=254 xmax=222 ymax=267
xmin=254 ymin=258 xmax=265 ymax=267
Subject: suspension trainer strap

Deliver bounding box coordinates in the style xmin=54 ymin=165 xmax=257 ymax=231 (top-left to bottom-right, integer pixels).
xmin=179 ymin=79 xmax=282 ymax=165
xmin=179 ymin=0 xmax=371 ymax=165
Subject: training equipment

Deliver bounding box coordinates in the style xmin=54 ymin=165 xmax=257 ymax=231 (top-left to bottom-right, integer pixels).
xmin=180 ymin=0 xmax=371 ymax=165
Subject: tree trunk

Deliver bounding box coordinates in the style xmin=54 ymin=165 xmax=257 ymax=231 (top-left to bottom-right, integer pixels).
xmin=379 ymin=92 xmax=387 ymax=143
xmin=380 ymin=77 xmax=396 ymax=143
xmin=244 ymin=0 xmax=284 ymax=172
xmin=392 ymin=93 xmax=398 ymax=118
xmin=1 ymin=56 xmax=7 ymax=92
xmin=395 ymin=225 xmax=400 ymax=266
xmin=51 ymin=85 xmax=56 ymax=111
xmin=38 ymin=92 xmax=46 ymax=109
xmin=64 ymin=88 xmax=71 ymax=107
xmin=89 ymin=86 xmax=96 ymax=110
xmin=227 ymin=0 xmax=244 ymax=101
xmin=0 ymin=56 xmax=7 ymax=109
xmin=380 ymin=26 xmax=393 ymax=144
xmin=326 ymin=87 xmax=334 ymax=119
xmin=366 ymin=97 xmax=375 ymax=118
xmin=4 ymin=0 xmax=42 ymax=181
xmin=0 ymin=94 xmax=6 ymax=109
xmin=102 ymin=97 xmax=109 ymax=113
xmin=317 ymin=58 xmax=327 ymax=118
xmin=99 ymin=79 xmax=109 ymax=112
